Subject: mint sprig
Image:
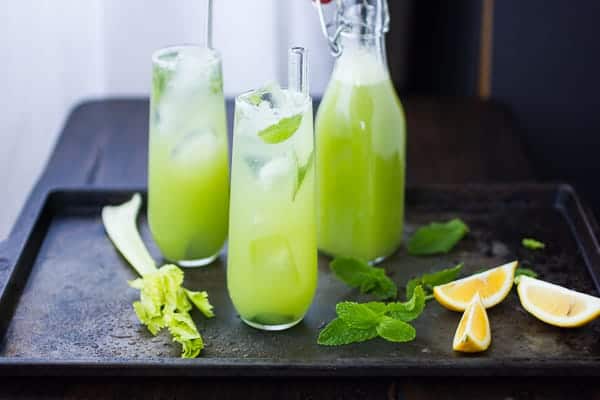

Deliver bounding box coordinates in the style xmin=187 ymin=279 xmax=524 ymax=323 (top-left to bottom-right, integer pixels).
xmin=514 ymin=267 xmax=538 ymax=285
xmin=407 ymin=219 xmax=469 ymax=255
xmin=318 ymin=286 xmax=425 ymax=346
xmin=330 ymin=257 xmax=397 ymax=300
xmin=405 ymin=263 xmax=463 ymax=300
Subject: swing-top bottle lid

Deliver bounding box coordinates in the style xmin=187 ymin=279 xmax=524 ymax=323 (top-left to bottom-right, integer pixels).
xmin=314 ymin=0 xmax=390 ymax=56
xmin=338 ymin=0 xmax=389 ymax=37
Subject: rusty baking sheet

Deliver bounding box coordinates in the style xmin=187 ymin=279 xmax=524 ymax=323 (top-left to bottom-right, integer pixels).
xmin=0 ymin=184 xmax=598 ymax=376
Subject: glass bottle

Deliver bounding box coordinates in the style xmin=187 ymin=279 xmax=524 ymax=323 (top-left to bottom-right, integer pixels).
xmin=314 ymin=0 xmax=406 ymax=264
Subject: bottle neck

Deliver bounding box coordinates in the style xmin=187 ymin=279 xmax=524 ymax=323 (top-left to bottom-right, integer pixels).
xmin=333 ymin=32 xmax=390 ymax=85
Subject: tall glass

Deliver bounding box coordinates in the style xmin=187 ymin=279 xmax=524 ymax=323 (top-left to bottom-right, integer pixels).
xmin=148 ymin=45 xmax=229 ymax=267
xmin=227 ymin=48 xmax=317 ymax=331
xmin=315 ymin=0 xmax=406 ymax=263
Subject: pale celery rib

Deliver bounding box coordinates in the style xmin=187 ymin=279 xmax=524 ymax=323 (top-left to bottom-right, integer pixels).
xmin=101 ymin=193 xmax=157 ymax=277
xmin=101 ymin=193 xmax=213 ymax=359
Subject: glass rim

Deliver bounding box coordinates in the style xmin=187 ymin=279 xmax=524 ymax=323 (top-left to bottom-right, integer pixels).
xmin=235 ymin=86 xmax=312 ymax=108
xmin=151 ymin=44 xmax=221 ymax=69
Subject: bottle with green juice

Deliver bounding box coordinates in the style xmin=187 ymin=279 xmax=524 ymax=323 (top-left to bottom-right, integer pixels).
xmin=314 ymin=0 xmax=406 ymax=263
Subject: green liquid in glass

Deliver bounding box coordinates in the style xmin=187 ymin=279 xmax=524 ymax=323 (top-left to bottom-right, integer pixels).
xmin=148 ymin=46 xmax=229 ymax=265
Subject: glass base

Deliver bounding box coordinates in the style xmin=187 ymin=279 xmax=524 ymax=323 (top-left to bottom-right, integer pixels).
xmin=176 ymin=252 xmax=219 ymax=268
xmin=241 ymin=317 xmax=303 ymax=331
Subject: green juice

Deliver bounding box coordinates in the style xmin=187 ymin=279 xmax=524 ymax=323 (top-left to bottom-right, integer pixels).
xmin=227 ymin=88 xmax=317 ymax=330
xmin=316 ymin=47 xmax=406 ymax=263
xmin=148 ymin=46 xmax=229 ymax=265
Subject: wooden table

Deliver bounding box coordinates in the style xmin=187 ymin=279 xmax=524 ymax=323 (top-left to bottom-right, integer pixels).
xmin=2 ymin=98 xmax=595 ymax=399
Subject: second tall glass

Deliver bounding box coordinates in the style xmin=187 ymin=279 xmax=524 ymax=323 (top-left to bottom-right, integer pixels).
xmin=227 ymin=48 xmax=317 ymax=331
xmin=148 ymin=45 xmax=229 ymax=267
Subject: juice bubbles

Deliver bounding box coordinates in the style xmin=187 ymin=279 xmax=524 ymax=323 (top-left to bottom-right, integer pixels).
xmin=316 ymin=37 xmax=406 ymax=263
xmin=227 ymin=84 xmax=317 ymax=331
xmin=148 ymin=46 xmax=229 ymax=266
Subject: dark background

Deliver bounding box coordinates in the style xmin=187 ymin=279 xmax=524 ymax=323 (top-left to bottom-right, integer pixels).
xmin=389 ymin=0 xmax=600 ymax=214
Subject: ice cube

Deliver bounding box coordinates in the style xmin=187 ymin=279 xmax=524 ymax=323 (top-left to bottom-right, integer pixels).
xmin=257 ymin=156 xmax=294 ymax=189
xmin=250 ymin=235 xmax=299 ymax=285
xmin=170 ymin=129 xmax=219 ymax=166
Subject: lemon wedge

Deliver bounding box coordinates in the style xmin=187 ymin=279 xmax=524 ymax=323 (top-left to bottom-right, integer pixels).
xmin=453 ymin=293 xmax=491 ymax=352
xmin=517 ymin=276 xmax=600 ymax=327
xmin=434 ymin=261 xmax=518 ymax=311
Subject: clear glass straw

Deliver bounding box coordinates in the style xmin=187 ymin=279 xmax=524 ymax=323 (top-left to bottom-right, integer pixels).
xmin=205 ymin=0 xmax=213 ymax=49
xmin=288 ymin=47 xmax=309 ymax=96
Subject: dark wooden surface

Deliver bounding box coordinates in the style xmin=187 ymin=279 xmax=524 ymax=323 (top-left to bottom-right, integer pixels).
xmin=2 ymin=98 xmax=595 ymax=399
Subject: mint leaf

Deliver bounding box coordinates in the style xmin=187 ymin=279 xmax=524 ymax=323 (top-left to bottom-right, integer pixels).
xmin=330 ymin=257 xmax=397 ymax=300
xmin=514 ymin=267 xmax=538 ymax=285
xmin=515 ymin=267 xmax=538 ymax=278
xmin=407 ymin=219 xmax=469 ymax=255
xmin=387 ymin=285 xmax=425 ymax=322
xmin=336 ymin=302 xmax=383 ymax=329
xmin=258 ymin=114 xmax=302 ymax=144
xmin=318 ymin=292 xmax=426 ymax=346
xmin=406 ymin=263 xmax=462 ymax=299
xmin=376 ymin=316 xmax=416 ymax=342
xmin=317 ymin=318 xmax=378 ymax=346
xmin=522 ymin=238 xmax=545 ymax=250
xmin=293 ymin=150 xmax=314 ymax=201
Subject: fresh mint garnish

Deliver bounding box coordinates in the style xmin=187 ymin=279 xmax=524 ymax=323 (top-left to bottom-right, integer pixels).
xmin=336 ymin=301 xmax=385 ymax=329
xmin=258 ymin=114 xmax=303 ymax=144
xmin=330 ymin=257 xmax=397 ymax=300
xmin=293 ymin=150 xmax=314 ymax=201
xmin=376 ymin=317 xmax=416 ymax=342
xmin=407 ymin=219 xmax=469 ymax=255
xmin=387 ymin=285 xmax=426 ymax=321
xmin=317 ymin=286 xmax=425 ymax=346
xmin=405 ymin=263 xmax=463 ymax=300
xmin=522 ymin=238 xmax=545 ymax=250
xmin=317 ymin=318 xmax=378 ymax=346
xmin=514 ymin=267 xmax=538 ymax=285
xmin=209 ymin=70 xmax=223 ymax=94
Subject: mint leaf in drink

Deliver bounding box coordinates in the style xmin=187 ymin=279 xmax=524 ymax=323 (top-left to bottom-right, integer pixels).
xmin=406 ymin=264 xmax=463 ymax=300
xmin=336 ymin=302 xmax=384 ymax=329
xmin=407 ymin=219 xmax=469 ymax=255
xmin=522 ymin=238 xmax=545 ymax=250
xmin=258 ymin=114 xmax=303 ymax=144
xmin=376 ymin=316 xmax=416 ymax=342
xmin=386 ymin=285 xmax=426 ymax=322
xmin=293 ymin=150 xmax=314 ymax=201
xmin=330 ymin=257 xmax=397 ymax=300
xmin=317 ymin=318 xmax=378 ymax=346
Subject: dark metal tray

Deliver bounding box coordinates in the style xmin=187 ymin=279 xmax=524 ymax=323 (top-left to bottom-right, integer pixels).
xmin=0 ymin=184 xmax=599 ymax=377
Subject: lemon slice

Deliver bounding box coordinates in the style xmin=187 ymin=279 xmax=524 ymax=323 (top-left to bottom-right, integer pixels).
xmin=453 ymin=293 xmax=491 ymax=352
xmin=517 ymin=276 xmax=600 ymax=327
xmin=433 ymin=261 xmax=518 ymax=311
